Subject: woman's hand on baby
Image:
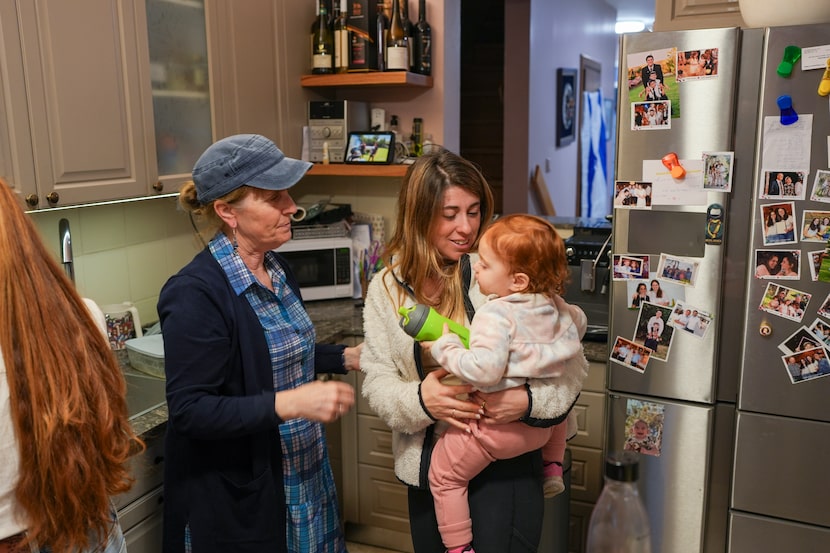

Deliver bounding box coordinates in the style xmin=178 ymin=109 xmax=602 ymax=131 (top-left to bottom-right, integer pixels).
xmin=420 ymin=368 xmax=480 ymax=432
xmin=471 ymin=385 xmax=529 ymax=425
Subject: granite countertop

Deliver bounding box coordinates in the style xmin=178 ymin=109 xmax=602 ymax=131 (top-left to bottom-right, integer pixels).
xmin=126 ymin=297 xmax=608 ymax=437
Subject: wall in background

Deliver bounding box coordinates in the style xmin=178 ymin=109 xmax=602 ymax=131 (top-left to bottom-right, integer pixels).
xmin=30 ymin=197 xmax=202 ymax=327
xmin=504 ymin=0 xmax=618 ymax=217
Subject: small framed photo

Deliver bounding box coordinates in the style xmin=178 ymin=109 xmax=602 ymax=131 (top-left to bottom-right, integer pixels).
xmin=702 ymin=151 xmax=734 ymax=192
xmin=759 ymin=170 xmax=807 ymax=200
xmin=781 ymin=347 xmax=830 ymax=384
xmin=800 ymin=209 xmax=830 ymax=242
xmin=614 ymin=181 xmax=652 ymax=208
xmin=808 ymin=250 xmax=826 ymax=281
xmin=668 ymin=302 xmax=712 ymax=339
xmin=753 ymin=249 xmax=800 ymax=279
xmin=759 ymin=202 xmax=797 ymax=246
xmin=656 ymin=253 xmax=700 ymax=287
xmin=808 ymin=318 xmax=830 ymax=346
xmin=631 ymin=101 xmax=671 ymax=130
xmin=778 ymin=325 xmax=823 ymax=355
xmin=809 ymin=170 xmax=830 ymax=203
xmin=626 ymin=278 xmax=684 ymax=309
xmin=556 ymin=68 xmax=577 ymax=147
xmin=758 ymin=283 xmax=811 ymax=323
xmin=610 ymin=335 xmax=651 ymax=373
xmin=633 ymin=302 xmax=675 ymax=362
xmin=612 ymin=254 xmax=649 ymax=280
xmin=818 ymin=292 xmax=830 ymax=320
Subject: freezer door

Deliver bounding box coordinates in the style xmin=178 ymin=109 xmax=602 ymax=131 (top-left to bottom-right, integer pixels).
xmin=606 ymin=394 xmax=734 ymax=553
xmin=732 ymin=411 xmax=830 ymax=528
xmin=728 ymin=512 xmax=830 ymax=553
xmin=738 ymin=23 xmax=830 ymax=423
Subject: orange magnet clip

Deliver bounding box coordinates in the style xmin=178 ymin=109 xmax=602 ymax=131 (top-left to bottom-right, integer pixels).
xmin=661 ymin=152 xmax=686 ymax=179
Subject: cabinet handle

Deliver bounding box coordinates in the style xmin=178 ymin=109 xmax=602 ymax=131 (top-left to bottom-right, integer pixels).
xmin=46 ymin=192 xmax=60 ymax=204
xmin=152 ymin=181 xmax=164 ymax=192
xmin=25 ymin=194 xmax=39 ymax=207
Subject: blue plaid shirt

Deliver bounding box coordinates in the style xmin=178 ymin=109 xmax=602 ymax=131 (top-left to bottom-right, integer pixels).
xmin=209 ymin=234 xmax=345 ymax=553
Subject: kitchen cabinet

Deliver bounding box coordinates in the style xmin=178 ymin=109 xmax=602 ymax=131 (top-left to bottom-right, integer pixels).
xmin=114 ymin=423 xmax=166 ymax=553
xmin=143 ymin=0 xmax=213 ymax=185
xmin=568 ymin=359 xmax=607 ymax=553
xmin=0 ymin=0 xmax=151 ymax=209
xmin=0 ymin=0 xmax=304 ymax=209
xmin=341 ymin=370 xmax=414 ymax=553
xmin=654 ymin=0 xmax=745 ymax=31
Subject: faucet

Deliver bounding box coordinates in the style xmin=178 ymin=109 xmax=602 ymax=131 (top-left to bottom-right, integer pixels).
xmin=59 ymin=218 xmax=74 ymax=284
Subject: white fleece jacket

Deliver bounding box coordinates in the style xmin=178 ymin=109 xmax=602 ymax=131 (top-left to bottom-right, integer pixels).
xmin=360 ymin=257 xmax=589 ymax=487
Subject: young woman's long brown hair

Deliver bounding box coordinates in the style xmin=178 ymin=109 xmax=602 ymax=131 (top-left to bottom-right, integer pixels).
xmin=383 ymin=149 xmax=494 ymax=322
xmin=0 ymin=179 xmax=143 ymax=551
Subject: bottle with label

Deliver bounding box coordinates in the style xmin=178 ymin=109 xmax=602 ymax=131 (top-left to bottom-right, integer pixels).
xmin=412 ymin=117 xmax=423 ymax=157
xmin=386 ymin=0 xmax=409 ymax=71
xmin=375 ymin=1 xmax=389 ymax=71
xmin=411 ymin=0 xmax=431 ymax=75
xmin=586 ymin=451 xmax=652 ymax=553
xmin=311 ymin=0 xmax=334 ymax=74
xmin=333 ymin=0 xmax=349 ymax=73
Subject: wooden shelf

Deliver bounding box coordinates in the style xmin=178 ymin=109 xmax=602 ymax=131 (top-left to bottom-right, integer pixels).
xmin=300 ymin=71 xmax=432 ymax=88
xmin=306 ymin=163 xmax=409 ymax=177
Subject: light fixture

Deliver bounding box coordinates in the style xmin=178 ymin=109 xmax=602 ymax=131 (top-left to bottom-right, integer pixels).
xmin=615 ymin=20 xmax=646 ymax=34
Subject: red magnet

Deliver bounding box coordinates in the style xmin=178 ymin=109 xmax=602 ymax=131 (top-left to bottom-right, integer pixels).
xmin=776 ymin=95 xmax=798 ymax=125
xmin=661 ymin=152 xmax=686 ymax=179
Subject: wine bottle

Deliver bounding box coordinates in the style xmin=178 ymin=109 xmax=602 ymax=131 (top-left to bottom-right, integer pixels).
xmin=412 ymin=0 xmax=431 ymax=75
xmin=312 ymin=0 xmax=334 ymax=74
xmin=412 ymin=117 xmax=423 ymax=156
xmin=386 ymin=0 xmax=408 ymax=71
xmin=400 ymin=0 xmax=413 ymax=70
xmin=333 ymin=0 xmax=349 ymax=73
xmin=375 ymin=1 xmax=388 ymax=71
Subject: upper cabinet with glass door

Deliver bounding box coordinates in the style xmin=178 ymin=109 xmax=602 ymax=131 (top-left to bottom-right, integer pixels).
xmin=145 ymin=0 xmax=213 ymax=190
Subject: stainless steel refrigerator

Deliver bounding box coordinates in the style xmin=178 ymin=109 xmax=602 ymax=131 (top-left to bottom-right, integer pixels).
xmin=607 ymin=24 xmax=830 ymax=553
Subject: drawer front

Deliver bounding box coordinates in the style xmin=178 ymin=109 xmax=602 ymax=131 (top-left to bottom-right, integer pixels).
xmin=568 ymin=445 xmax=603 ymax=504
xmin=568 ymin=390 xmax=605 ymax=449
xmin=114 ymin=425 xmax=165 ymax=510
xmin=584 ymin=360 xmax=607 ymax=392
xmin=358 ymin=464 xmax=411 ymax=533
xmin=358 ymin=414 xmax=396 ymax=469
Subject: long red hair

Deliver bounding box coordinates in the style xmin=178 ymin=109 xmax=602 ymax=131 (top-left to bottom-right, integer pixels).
xmin=0 ymin=179 xmax=143 ymax=551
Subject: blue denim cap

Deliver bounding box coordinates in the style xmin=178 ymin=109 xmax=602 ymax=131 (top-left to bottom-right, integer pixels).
xmin=192 ymin=134 xmax=312 ymax=203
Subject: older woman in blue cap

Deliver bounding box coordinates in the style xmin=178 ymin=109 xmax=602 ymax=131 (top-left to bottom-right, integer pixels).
xmin=158 ymin=134 xmax=359 ymax=553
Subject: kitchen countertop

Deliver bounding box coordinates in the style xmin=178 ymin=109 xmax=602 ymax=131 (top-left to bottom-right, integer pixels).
xmin=126 ymin=297 xmax=608 ymax=437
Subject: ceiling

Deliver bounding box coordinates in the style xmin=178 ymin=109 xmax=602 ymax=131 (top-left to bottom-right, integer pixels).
xmin=605 ymin=0 xmax=656 ymax=29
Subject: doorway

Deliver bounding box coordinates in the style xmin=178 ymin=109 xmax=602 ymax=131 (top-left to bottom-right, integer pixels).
xmin=460 ymin=0 xmax=505 ymax=214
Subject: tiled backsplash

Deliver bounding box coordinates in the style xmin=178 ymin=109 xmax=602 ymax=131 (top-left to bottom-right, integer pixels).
xmin=29 ymin=196 xmax=203 ymax=327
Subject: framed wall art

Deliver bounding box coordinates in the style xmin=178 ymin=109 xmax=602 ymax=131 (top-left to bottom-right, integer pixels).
xmin=556 ymin=68 xmax=577 ymax=147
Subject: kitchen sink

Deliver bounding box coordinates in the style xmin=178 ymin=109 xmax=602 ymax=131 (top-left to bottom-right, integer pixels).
xmin=124 ymin=372 xmax=166 ymax=420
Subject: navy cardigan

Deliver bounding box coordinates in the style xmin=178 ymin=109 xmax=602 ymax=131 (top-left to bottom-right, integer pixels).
xmin=158 ymin=248 xmax=346 ymax=553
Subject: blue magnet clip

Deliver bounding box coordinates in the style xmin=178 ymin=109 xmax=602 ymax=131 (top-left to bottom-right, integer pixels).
xmin=776 ymin=95 xmax=798 ymax=125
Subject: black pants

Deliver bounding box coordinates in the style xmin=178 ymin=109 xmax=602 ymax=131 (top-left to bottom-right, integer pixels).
xmin=408 ymin=450 xmax=544 ymax=553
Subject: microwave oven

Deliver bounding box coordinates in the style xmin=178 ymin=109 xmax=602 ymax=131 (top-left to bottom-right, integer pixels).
xmin=274 ymin=236 xmax=354 ymax=301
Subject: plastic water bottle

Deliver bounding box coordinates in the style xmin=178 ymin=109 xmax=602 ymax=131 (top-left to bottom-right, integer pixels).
xmin=586 ymin=451 xmax=652 ymax=553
